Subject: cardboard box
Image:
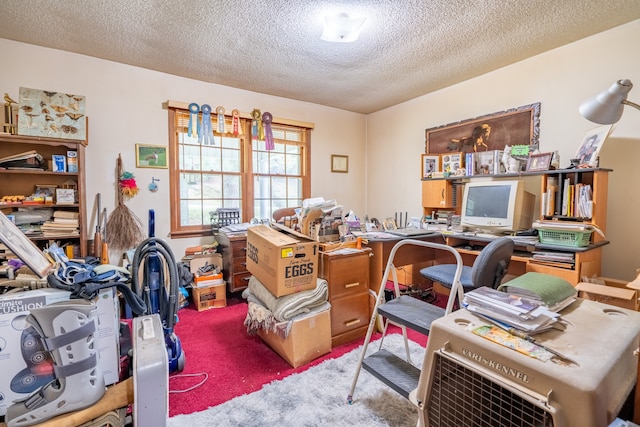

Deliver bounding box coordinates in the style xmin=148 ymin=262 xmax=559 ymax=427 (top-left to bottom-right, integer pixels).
xmin=257 ymin=308 xmax=331 ymax=368
xmin=192 ymin=283 xmax=227 ymax=311
xmin=0 ymin=288 xmax=71 ymax=416
xmin=576 ymin=273 xmax=640 ymax=311
xmin=188 ymin=253 xmax=223 ymax=275
xmin=246 ymin=224 xmax=319 ymax=297
xmin=193 ymin=273 xmax=224 ymax=288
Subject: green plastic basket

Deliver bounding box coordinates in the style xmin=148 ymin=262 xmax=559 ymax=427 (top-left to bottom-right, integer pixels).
xmin=538 ymin=229 xmax=592 ymax=247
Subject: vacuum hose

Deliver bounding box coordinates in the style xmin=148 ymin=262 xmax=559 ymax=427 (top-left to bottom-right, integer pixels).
xmin=130 ymin=237 xmax=179 ymax=330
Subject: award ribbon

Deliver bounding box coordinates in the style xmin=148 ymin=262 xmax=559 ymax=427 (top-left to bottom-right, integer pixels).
xmin=251 ymin=108 xmax=262 ymax=142
xmin=216 ymin=106 xmax=226 ymax=134
xmin=199 ymin=104 xmax=213 ymax=145
xmin=188 ymin=103 xmax=200 ymax=138
xmin=232 ymin=109 xmax=240 ymax=135
xmin=262 ymin=111 xmax=274 ymax=150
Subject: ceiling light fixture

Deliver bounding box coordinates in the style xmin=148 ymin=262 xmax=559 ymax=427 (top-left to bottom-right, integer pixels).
xmin=320 ymin=13 xmax=366 ymax=43
xmin=579 ymin=79 xmax=640 ymax=124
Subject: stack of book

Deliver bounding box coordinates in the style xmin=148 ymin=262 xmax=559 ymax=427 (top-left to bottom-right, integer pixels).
xmin=463 ymin=286 xmax=561 ymax=334
xmin=497 ymin=272 xmax=578 ymax=312
xmin=40 ymin=210 xmax=80 ymax=237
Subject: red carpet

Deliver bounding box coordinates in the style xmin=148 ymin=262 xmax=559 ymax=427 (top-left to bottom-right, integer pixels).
xmin=169 ymin=295 xmax=432 ymax=417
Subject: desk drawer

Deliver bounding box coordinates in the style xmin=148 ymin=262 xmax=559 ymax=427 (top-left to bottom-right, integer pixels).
xmin=232 ymin=256 xmax=248 ymax=273
xmin=231 ymin=242 xmax=247 ymax=259
xmin=330 ymin=293 xmax=369 ymax=336
xmin=230 ymin=271 xmax=252 ymax=293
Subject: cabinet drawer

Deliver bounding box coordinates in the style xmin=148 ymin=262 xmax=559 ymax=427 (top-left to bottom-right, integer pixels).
xmin=327 ymin=276 xmax=368 ymax=299
xmin=330 ymin=293 xmax=369 ymax=336
xmin=231 ymin=242 xmax=247 ymax=259
xmin=230 ymin=271 xmax=252 ymax=292
xmin=232 ymin=256 xmax=248 ymax=273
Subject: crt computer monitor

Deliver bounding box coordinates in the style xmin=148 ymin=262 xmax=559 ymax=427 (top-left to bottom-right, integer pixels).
xmin=460 ymin=180 xmax=535 ymax=234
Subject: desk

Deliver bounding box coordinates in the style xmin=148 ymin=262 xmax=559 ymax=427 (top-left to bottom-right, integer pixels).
xmin=365 ymin=233 xmax=441 ymax=294
xmin=365 ymin=232 xmax=608 ymax=293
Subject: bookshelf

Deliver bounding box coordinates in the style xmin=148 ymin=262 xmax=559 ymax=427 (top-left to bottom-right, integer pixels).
xmin=0 ymin=133 xmax=87 ymax=257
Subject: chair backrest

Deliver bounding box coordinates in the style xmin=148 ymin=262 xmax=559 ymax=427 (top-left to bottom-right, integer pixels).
xmin=470 ymin=237 xmax=515 ymax=289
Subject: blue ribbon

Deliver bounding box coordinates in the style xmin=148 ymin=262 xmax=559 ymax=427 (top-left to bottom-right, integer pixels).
xmin=188 ymin=103 xmax=200 ymax=138
xmin=200 ymin=104 xmax=213 ymax=145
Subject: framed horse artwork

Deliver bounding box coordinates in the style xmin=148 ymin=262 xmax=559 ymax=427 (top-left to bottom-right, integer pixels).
xmin=424 ymin=103 xmax=541 ymax=155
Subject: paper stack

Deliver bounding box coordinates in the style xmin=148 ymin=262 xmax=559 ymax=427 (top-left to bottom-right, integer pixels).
xmin=463 ymin=286 xmax=561 ymax=334
xmin=497 ymin=272 xmax=577 ymax=312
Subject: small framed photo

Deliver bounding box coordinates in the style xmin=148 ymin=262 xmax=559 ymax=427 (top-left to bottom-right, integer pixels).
xmin=526 ymin=152 xmax=553 ymax=172
xmin=574 ymin=125 xmax=612 ymax=167
xmin=421 ymin=154 xmax=440 ymax=178
xmin=441 ymin=152 xmax=464 ymax=175
xmin=331 ymin=154 xmax=348 ymax=173
xmin=135 ymin=144 xmax=168 ymax=168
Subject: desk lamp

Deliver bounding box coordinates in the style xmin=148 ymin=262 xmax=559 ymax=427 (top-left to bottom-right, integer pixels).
xmin=579 ymin=79 xmax=640 ymax=124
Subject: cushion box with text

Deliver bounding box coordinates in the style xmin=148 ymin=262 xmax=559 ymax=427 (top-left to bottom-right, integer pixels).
xmin=246 ymin=224 xmax=319 ymax=298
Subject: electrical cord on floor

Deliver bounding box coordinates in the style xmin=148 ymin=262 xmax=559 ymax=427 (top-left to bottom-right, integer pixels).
xmin=169 ymin=372 xmax=209 ymax=393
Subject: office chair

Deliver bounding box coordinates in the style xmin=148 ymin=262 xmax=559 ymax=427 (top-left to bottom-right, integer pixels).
xmin=419 ymin=237 xmax=514 ymax=294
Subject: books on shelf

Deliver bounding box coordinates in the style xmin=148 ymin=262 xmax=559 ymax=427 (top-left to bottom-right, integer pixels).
xmin=497 ymin=272 xmax=577 ymax=312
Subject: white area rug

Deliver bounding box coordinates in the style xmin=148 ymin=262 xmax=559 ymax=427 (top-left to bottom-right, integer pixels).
xmin=168 ymin=334 xmax=425 ymax=427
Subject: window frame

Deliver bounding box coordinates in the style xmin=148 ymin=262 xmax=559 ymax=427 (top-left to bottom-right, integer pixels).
xmin=167 ymin=106 xmax=312 ymax=238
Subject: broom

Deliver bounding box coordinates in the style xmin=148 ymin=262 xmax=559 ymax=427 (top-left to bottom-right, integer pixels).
xmin=106 ymin=154 xmax=144 ymax=252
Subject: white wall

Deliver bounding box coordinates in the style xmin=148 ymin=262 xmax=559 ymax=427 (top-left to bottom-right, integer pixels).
xmin=0 ymin=39 xmax=367 ymax=258
xmin=366 ymin=20 xmax=640 ymax=281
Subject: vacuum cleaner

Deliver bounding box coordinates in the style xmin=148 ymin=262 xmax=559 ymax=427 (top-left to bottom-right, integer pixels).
xmin=131 ymin=209 xmax=185 ymax=373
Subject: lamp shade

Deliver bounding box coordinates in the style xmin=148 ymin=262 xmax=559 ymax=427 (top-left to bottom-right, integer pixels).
xmin=579 ymin=79 xmax=633 ymax=124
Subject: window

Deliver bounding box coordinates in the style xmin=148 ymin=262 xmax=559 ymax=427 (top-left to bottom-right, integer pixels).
xmin=167 ymin=106 xmax=311 ymax=238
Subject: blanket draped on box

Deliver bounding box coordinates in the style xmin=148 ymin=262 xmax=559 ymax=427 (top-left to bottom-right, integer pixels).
xmin=243 ymin=276 xmax=329 ymax=338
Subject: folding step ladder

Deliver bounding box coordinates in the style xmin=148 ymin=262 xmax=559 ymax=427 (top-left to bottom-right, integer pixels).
xmin=347 ymin=239 xmax=464 ymax=404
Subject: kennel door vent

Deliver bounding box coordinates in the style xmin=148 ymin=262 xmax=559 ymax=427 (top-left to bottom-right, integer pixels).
xmin=427 ymin=352 xmax=553 ymax=427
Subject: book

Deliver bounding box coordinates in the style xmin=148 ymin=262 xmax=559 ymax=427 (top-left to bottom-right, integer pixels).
xmin=497 ymin=272 xmax=577 ymax=311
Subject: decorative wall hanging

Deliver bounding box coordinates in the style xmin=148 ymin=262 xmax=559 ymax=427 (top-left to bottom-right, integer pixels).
xmin=199 ymin=104 xmax=213 ymax=145
xmin=188 ymin=103 xmax=200 ymax=138
xmin=232 ymin=109 xmax=240 ymax=135
xmin=251 ymin=108 xmax=263 ymax=141
xmin=262 ymin=111 xmax=274 ymax=150
xmin=135 ymin=144 xmax=168 ymax=168
xmin=216 ymin=106 xmax=226 ymax=133
xmin=425 ymin=103 xmax=541 ymax=154
xmin=17 ymin=87 xmax=86 ymax=142
xmin=106 ymin=154 xmax=144 ymax=251
xmin=331 ymin=155 xmax=348 ymax=173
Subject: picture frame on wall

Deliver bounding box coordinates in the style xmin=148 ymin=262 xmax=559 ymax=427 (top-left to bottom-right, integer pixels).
xmin=135 ymin=144 xmax=168 ymax=168
xmin=421 ymin=154 xmax=440 ymax=178
xmin=574 ymin=124 xmax=612 ymax=167
xmin=425 ymin=103 xmax=541 ymax=155
xmin=331 ymin=154 xmax=348 ymax=173
xmin=526 ymin=152 xmax=553 ymax=172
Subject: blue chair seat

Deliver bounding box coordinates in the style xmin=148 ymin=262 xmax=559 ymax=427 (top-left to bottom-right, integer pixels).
xmin=420 ymin=237 xmax=515 ymax=293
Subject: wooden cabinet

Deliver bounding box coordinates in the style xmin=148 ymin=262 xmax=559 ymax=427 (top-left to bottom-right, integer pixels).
xmin=422 ymin=179 xmax=454 ymax=211
xmin=215 ymin=230 xmax=251 ymax=294
xmin=319 ymin=249 xmax=371 ymax=347
xmin=0 ymin=134 xmax=87 ymax=256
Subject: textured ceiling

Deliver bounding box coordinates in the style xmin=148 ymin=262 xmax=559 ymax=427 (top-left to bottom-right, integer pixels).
xmin=1 ymin=1 xmax=639 ymax=114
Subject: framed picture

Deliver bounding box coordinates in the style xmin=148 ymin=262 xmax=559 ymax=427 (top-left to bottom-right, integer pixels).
xmin=331 ymin=155 xmax=348 ymax=173
xmin=441 ymin=152 xmax=464 ymax=175
xmin=421 ymin=154 xmax=440 ymax=178
xmin=425 ymin=103 xmax=541 ymax=154
xmin=0 ymin=211 xmax=53 ymax=278
xmin=135 ymin=144 xmax=168 ymax=168
xmin=574 ymin=125 xmax=612 ymax=167
xmin=526 ymin=152 xmax=553 ymax=172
